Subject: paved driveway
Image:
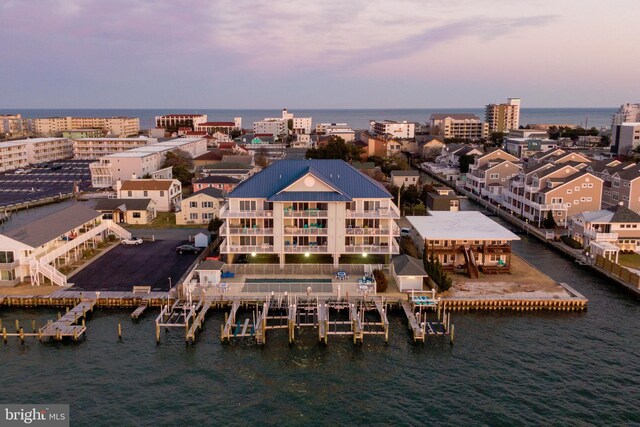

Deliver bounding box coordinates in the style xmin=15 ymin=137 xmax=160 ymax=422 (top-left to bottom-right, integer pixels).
xmin=68 ymin=239 xmax=198 ymax=291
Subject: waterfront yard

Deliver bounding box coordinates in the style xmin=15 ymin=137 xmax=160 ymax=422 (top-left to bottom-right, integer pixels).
xmin=617 ymin=253 xmax=640 ymax=269
xmin=443 ymin=253 xmax=571 ymax=299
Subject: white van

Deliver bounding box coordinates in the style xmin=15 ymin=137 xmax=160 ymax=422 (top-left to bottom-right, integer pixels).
xmin=400 ymin=227 xmax=411 ymax=237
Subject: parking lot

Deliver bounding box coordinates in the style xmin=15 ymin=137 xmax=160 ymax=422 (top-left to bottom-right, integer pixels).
xmin=0 ymin=160 xmax=93 ymax=208
xmin=68 ymin=239 xmax=199 ymax=291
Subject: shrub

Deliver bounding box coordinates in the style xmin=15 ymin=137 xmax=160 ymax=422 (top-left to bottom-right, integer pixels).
xmin=373 ymin=269 xmax=388 ymax=293
xmin=560 ymin=235 xmax=582 ymax=249
xmin=107 ymin=234 xmax=117 ymax=242
xmin=422 ymin=250 xmax=453 ymax=291
xmin=82 ymin=249 xmax=95 ymax=259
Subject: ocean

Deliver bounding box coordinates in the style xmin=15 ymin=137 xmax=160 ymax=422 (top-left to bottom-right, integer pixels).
xmin=0 ymin=108 xmax=617 ymax=131
xmin=1 ymin=198 xmax=639 ymax=425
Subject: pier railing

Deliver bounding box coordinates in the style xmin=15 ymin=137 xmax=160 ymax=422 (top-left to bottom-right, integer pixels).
xmin=221 ymin=263 xmax=380 ymax=276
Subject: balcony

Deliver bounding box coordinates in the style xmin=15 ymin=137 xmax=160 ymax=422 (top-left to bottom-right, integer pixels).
xmin=219 ymin=205 xmax=273 ymax=218
xmin=510 ymin=180 xmax=524 ymax=188
xmin=346 ymin=227 xmax=397 ymax=236
xmin=346 ymin=205 xmax=400 ymax=219
xmin=223 ymin=244 xmax=274 ymax=253
xmin=584 ymin=230 xmax=618 ymax=241
xmin=221 ymin=227 xmax=274 ymax=236
xmin=344 ymin=240 xmax=399 ymax=254
xmin=284 ymin=244 xmax=329 ymax=253
xmin=283 ymin=226 xmax=328 ymax=235
xmin=524 ymin=183 xmax=540 ymax=193
xmin=283 ymin=208 xmax=328 ymax=217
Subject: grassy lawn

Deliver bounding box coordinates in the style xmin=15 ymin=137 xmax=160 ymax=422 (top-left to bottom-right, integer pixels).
xmin=618 ymin=253 xmax=640 ymax=269
xmin=126 ymin=212 xmax=202 ymax=229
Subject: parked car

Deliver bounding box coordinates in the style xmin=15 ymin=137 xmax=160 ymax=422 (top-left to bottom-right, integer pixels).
xmin=400 ymin=227 xmax=411 ymax=237
xmin=14 ymin=169 xmax=26 ymax=174
xmin=175 ymin=244 xmax=201 ymax=254
xmin=121 ymin=237 xmax=143 ymax=245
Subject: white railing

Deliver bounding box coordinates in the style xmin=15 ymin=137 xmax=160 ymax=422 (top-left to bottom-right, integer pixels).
xmin=223 ymin=244 xmax=274 ymax=253
xmin=284 ymin=245 xmax=329 ymax=253
xmin=346 ymin=207 xmax=400 ymax=219
xmin=346 ymin=228 xmax=393 ymax=236
xmin=344 ymin=245 xmax=394 ymax=254
xmin=584 ymin=230 xmax=618 ymax=241
xmin=29 ymin=259 xmax=67 ymax=287
xmin=283 ymin=227 xmax=327 ymax=235
xmin=511 ymin=180 xmax=524 ymax=188
xmin=283 ymin=209 xmax=328 ymax=218
xmin=222 ymin=227 xmax=274 ymax=236
xmin=219 ymin=205 xmax=273 ymax=218
xmin=524 ymin=184 xmax=540 ymax=192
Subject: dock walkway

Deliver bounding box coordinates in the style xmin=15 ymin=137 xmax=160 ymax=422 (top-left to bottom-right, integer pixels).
xmin=39 ymin=300 xmax=96 ymax=341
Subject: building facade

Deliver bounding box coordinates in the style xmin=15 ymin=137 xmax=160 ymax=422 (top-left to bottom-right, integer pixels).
xmin=465 ymin=149 xmax=521 ymax=203
xmin=369 ymin=120 xmax=415 ymax=139
xmin=155 ymin=114 xmax=208 ymax=131
xmin=33 ymin=117 xmax=139 ymax=137
xmin=220 ymin=159 xmax=400 ymax=266
xmin=429 ymin=114 xmax=488 ymax=140
xmin=485 ymin=98 xmax=521 ymax=133
xmin=73 ymin=137 xmax=157 ymax=160
xmin=176 ymin=188 xmax=225 ymax=225
xmin=117 ymin=179 xmax=182 ymax=212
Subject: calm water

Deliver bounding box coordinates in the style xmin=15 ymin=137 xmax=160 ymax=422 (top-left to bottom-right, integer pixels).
xmin=0 ymin=108 xmax=617 ymax=131
xmin=1 ymin=200 xmax=640 ymax=425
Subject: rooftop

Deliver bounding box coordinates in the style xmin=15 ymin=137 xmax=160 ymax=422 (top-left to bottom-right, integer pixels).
xmin=2 ymin=204 xmax=101 ymax=248
xmin=119 ymin=179 xmax=175 ymax=191
xmin=407 ymin=211 xmax=520 ymax=241
xmin=392 ymin=255 xmax=428 ymax=277
xmin=94 ymin=198 xmax=153 ymax=211
xmin=188 ymin=187 xmax=225 ymax=199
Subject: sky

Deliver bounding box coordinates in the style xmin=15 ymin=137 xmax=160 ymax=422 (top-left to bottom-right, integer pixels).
xmin=0 ymin=0 xmax=638 ymax=109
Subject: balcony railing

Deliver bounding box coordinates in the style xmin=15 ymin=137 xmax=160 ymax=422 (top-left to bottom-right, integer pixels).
xmin=223 ymin=244 xmax=274 ymax=253
xmin=344 ymin=242 xmax=399 ymax=254
xmin=510 ymin=180 xmax=524 ymax=188
xmin=221 ymin=227 xmax=274 ymax=236
xmin=219 ymin=205 xmax=273 ymax=218
xmin=524 ymin=184 xmax=540 ymax=193
xmin=346 ymin=227 xmax=395 ymax=236
xmin=283 ymin=227 xmax=327 ymax=235
xmin=346 ymin=206 xmax=400 ymax=219
xmin=284 ymin=245 xmax=329 ymax=253
xmin=283 ymin=209 xmax=328 ymax=217
xmin=584 ymin=230 xmax=618 ymax=241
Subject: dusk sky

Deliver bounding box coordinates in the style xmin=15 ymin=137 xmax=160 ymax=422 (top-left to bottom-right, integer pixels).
xmin=0 ymin=0 xmax=637 ymax=108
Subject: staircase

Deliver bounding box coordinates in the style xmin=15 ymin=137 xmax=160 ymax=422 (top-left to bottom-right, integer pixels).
xmin=463 ymin=245 xmax=479 ymax=279
xmin=30 ymin=259 xmax=67 ymax=287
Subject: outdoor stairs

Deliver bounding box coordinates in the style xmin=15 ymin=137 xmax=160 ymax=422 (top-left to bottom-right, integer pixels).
xmin=463 ymin=245 xmax=479 ymax=279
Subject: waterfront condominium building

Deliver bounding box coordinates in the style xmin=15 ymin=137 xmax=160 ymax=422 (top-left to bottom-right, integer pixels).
xmin=33 ymin=117 xmax=140 ymax=137
xmin=369 ymin=120 xmax=415 ymax=139
xmin=429 ymin=114 xmax=488 ymax=140
xmin=219 ymin=159 xmax=400 ymax=266
xmin=89 ymin=137 xmax=207 ymax=188
xmin=194 ymin=118 xmax=242 ymax=135
xmin=585 ymin=159 xmax=640 ymax=212
xmin=0 ymin=137 xmax=73 ymax=171
xmin=485 ymin=98 xmax=521 ymax=133
xmin=503 ymin=151 xmax=602 ymax=227
xmin=611 ymin=122 xmax=640 ymax=156
xmin=155 ymin=114 xmax=208 ymax=131
xmin=464 ymin=149 xmax=522 ymax=203
xmin=612 ymin=103 xmax=640 ymax=126
xmin=73 ymin=137 xmax=157 ymax=160
xmin=571 ymin=205 xmax=640 ymax=256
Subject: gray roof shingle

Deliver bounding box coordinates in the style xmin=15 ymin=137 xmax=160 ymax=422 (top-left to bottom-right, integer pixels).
xmin=392 ymin=255 xmax=428 ymax=276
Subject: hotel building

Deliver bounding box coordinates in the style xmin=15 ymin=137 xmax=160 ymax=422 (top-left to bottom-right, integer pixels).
xmin=369 ymin=120 xmax=415 ymax=139
xmin=33 ymin=117 xmax=139 ymax=137
xmin=485 ymin=98 xmax=521 ymax=133
xmin=0 ymin=138 xmax=73 ymax=171
xmin=220 ymin=159 xmax=400 ymax=266
xmin=429 ymin=114 xmax=488 ymax=140
xmin=73 ymin=137 xmax=157 ymax=160
xmin=155 ymin=114 xmax=208 ymax=131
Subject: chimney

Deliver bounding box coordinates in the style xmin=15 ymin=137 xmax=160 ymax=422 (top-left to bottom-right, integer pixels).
xmin=116 ymin=179 xmax=122 ymax=193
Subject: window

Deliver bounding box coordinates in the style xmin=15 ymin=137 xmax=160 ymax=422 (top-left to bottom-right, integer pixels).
xmin=612 ymin=192 xmax=619 ymax=201
xmin=580 ymin=197 xmax=586 ymax=201
xmin=586 ymin=197 xmax=592 ymax=202
xmin=127 ymin=191 xmax=132 ymax=197
xmin=190 ymin=213 xmax=198 ymax=220
xmin=567 ymin=189 xmax=572 ymax=194
xmin=613 ymin=180 xmax=620 ymax=188
xmin=202 ymin=213 xmax=213 ymax=220
xmin=490 ymin=173 xmax=499 ymax=179
xmin=240 ymin=200 xmax=256 ymax=211
xmin=582 ymin=183 xmax=588 ymax=188
xmin=143 ymin=191 xmax=148 ymax=197
xmin=189 ymin=201 xmax=197 ymax=208
xmin=0 ymin=251 xmax=15 ymax=264
xmin=575 ymin=186 xmax=580 ymax=191
xmin=160 ymin=191 xmax=164 ymax=197
xmin=0 ymin=269 xmax=15 ymax=281
xmin=587 ymin=183 xmax=593 ymax=188
xmin=202 ymin=201 xmax=213 ymax=208
xmin=132 ymin=212 xmax=141 ymax=218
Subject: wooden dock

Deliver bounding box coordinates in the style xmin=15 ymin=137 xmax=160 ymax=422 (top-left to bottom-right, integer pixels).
xmin=317 ymin=301 xmax=328 ymax=343
xmin=131 ymin=301 xmax=148 ymax=320
xmin=186 ymin=300 xmax=213 ymax=343
xmin=401 ymin=300 xmax=425 ymax=342
xmin=39 ymin=300 xmax=96 ymax=341
xmin=220 ymin=300 xmax=242 ymax=342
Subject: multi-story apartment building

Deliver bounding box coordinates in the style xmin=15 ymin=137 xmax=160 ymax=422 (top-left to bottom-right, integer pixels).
xmin=220 ymin=159 xmax=400 ymax=266
xmin=429 ymin=114 xmax=488 ymax=140
xmin=33 ymin=117 xmax=139 ymax=137
xmin=89 ymin=137 xmax=207 ymax=188
xmin=485 ymin=98 xmax=521 ymax=133
xmin=0 ymin=138 xmax=73 ymax=171
xmin=323 ymin=124 xmax=356 ymax=142
xmin=0 ymin=114 xmax=32 ymax=138
xmin=117 ymin=179 xmax=182 ymax=212
xmin=611 ymin=122 xmax=640 ymax=156
xmin=369 ymin=120 xmax=415 ymax=139
xmin=194 ymin=118 xmax=242 ymax=135
xmin=253 ymin=109 xmax=312 ymax=137
xmin=612 ymin=103 xmax=640 ymax=126
xmin=316 ymin=123 xmax=348 ymax=134
xmin=62 ymin=129 xmax=105 ymax=139
xmin=503 ymin=136 xmax=558 ymax=159
xmin=571 ymin=205 xmax=640 ymax=256
xmin=73 ymin=137 xmax=157 ymax=160
xmin=504 ymin=157 xmax=602 ymax=226
xmin=465 ymin=149 xmax=521 ymax=203
xmin=585 ymin=159 xmax=640 ymax=212
xmin=155 ymin=114 xmax=208 ymax=131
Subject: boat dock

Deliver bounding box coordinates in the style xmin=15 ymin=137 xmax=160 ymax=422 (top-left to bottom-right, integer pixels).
xmin=401 ymin=298 xmax=453 ymax=344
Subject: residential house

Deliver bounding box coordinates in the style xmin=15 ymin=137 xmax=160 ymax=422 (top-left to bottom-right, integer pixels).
xmin=408 ymin=211 xmax=519 ymax=276
xmin=586 ymin=159 xmax=640 ymax=212
xmin=117 ymin=179 xmax=182 ymax=212
xmin=93 ymin=198 xmax=157 ymax=225
xmin=192 ymin=176 xmax=241 ymax=194
xmin=176 ymin=187 xmax=225 ymax=225
xmin=391 ymin=255 xmax=428 ymax=292
xmin=390 ymin=170 xmax=420 ymax=188
xmin=426 ymin=186 xmax=460 ymax=212
xmin=220 ymin=159 xmax=400 ymax=266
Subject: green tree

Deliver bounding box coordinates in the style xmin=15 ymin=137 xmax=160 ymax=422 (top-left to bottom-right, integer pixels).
xmin=162 ymin=149 xmax=194 ymax=185
xmin=305 ymin=136 xmax=362 ymax=162
xmin=208 ymin=216 xmax=224 ymax=235
xmin=401 ymin=184 xmax=421 ymax=207
xmin=458 ymin=154 xmax=475 ymax=173
xmin=542 ymin=210 xmax=557 ymax=229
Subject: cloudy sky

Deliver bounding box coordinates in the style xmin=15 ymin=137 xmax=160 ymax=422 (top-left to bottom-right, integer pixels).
xmin=0 ymin=0 xmax=637 ymax=108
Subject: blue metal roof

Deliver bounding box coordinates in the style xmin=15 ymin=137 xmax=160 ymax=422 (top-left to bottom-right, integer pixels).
xmin=269 ymin=192 xmax=351 ymax=202
xmin=228 ymin=159 xmax=391 ymax=200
